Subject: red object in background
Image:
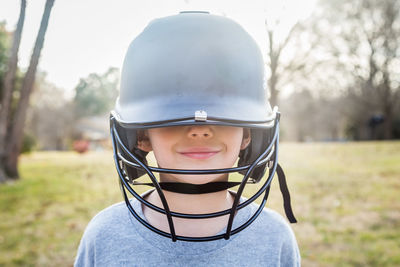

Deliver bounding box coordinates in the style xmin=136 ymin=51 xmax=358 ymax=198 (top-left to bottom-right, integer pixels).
xmin=73 ymin=140 xmax=89 ymax=153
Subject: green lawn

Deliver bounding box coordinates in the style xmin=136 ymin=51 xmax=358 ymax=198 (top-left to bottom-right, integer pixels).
xmin=0 ymin=142 xmax=399 ymax=266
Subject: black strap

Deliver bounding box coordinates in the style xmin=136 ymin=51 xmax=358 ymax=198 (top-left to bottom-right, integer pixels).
xmin=132 ymin=181 xmax=241 ymax=194
xmin=276 ymin=164 xmax=297 ymax=223
xmin=130 ymin=163 xmax=297 ymax=223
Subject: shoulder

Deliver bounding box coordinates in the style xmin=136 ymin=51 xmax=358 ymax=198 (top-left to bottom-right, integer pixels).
xmin=76 ymin=201 xmax=129 ymax=246
xmin=256 ymin=206 xmax=298 ymax=246
xmin=256 ymin=206 xmax=295 ymax=234
xmin=74 ymin=201 xmax=140 ymax=266
xmin=233 ymin=204 xmax=301 ymax=266
xmin=82 ymin=201 xmax=129 ymax=239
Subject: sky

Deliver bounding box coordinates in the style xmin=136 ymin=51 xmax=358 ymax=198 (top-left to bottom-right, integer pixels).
xmin=0 ymin=0 xmax=316 ymax=95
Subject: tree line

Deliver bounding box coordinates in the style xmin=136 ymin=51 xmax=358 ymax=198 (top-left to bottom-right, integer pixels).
xmin=269 ymin=0 xmax=400 ymax=141
xmin=0 ymin=0 xmax=399 ymax=182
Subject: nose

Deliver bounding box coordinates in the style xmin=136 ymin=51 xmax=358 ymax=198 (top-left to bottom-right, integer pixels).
xmin=187 ymin=125 xmax=213 ymax=139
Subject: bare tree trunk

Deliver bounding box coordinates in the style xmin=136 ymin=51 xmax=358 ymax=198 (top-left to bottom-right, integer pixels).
xmin=383 ymin=105 xmax=393 ymax=139
xmin=269 ymin=70 xmax=278 ymax=106
xmin=265 ymin=20 xmax=299 ymax=108
xmin=4 ymin=0 xmax=55 ymax=178
xmin=0 ymin=0 xmax=26 ymax=183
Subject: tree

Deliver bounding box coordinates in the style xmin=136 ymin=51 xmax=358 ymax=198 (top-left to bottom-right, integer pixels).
xmin=0 ymin=22 xmax=12 ymax=91
xmin=265 ymin=19 xmax=299 ymax=107
xmin=27 ymin=73 xmax=74 ymax=150
xmin=315 ymin=0 xmax=400 ymax=139
xmin=0 ymin=0 xmax=55 ymax=182
xmin=73 ymin=67 xmax=119 ymax=118
xmin=264 ymin=7 xmax=323 ymax=107
xmin=0 ymin=0 xmax=26 ymax=183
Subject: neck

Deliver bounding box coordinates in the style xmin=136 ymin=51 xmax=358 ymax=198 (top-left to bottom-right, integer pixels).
xmin=143 ymin=186 xmax=234 ymax=237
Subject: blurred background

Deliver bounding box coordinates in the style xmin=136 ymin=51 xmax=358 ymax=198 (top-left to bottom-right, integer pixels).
xmin=0 ymin=0 xmax=399 ymax=266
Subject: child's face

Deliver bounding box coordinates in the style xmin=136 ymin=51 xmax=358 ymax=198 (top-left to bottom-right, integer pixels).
xmin=138 ymin=125 xmax=251 ymax=184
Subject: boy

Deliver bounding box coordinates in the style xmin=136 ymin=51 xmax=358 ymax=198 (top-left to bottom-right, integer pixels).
xmin=75 ymin=11 xmax=300 ymax=266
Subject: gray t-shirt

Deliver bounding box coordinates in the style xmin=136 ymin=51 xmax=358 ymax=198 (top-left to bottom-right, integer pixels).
xmin=75 ymin=198 xmax=300 ymax=267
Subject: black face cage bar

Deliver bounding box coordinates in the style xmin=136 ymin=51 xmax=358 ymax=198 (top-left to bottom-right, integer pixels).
xmin=110 ymin=113 xmax=296 ymax=242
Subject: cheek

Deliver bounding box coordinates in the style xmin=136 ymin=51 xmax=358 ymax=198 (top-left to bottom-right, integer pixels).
xmin=223 ymin=128 xmax=244 ymax=153
xmin=148 ymin=131 xmax=178 ymax=167
xmin=214 ymin=128 xmax=243 ymax=168
xmin=150 ymin=140 xmax=167 ymax=159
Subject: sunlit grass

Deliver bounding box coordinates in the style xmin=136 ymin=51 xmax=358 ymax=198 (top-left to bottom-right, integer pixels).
xmin=0 ymin=142 xmax=399 ymax=266
xmin=278 ymin=142 xmax=400 ymax=266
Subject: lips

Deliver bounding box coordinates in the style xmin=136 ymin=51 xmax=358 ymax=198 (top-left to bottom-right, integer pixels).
xmin=179 ymin=148 xmax=220 ymax=159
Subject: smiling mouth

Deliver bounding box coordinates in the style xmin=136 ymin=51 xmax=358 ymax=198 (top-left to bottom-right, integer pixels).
xmin=179 ymin=151 xmax=220 ymax=159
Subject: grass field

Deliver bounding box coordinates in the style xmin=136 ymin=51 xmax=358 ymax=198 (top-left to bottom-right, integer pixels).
xmin=0 ymin=142 xmax=399 ymax=266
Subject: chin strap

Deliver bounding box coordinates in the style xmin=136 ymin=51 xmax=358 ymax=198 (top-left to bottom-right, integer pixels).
xmin=155 ymin=181 xmax=242 ymax=194
xmin=276 ymin=164 xmax=297 ymax=223
xmin=129 ymin=163 xmax=297 ymax=223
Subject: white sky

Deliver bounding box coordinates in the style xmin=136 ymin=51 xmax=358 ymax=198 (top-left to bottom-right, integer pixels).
xmin=0 ymin=0 xmax=316 ymax=94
